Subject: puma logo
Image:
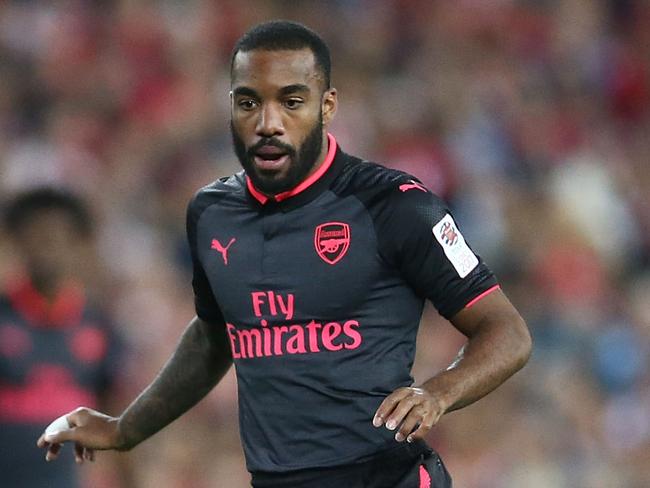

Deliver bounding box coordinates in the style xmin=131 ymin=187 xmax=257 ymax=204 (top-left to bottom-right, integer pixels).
xmin=211 ymin=238 xmax=236 ymax=265
xmin=399 ymin=180 xmax=427 ymax=193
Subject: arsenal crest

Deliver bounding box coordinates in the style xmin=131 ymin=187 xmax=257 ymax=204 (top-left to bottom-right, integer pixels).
xmin=314 ymin=222 xmax=350 ymax=265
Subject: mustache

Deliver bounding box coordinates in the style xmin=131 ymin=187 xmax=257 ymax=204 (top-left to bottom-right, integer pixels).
xmin=247 ymin=138 xmax=296 ymax=156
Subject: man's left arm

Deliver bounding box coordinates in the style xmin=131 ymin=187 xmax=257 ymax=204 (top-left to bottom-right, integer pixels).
xmin=371 ymin=178 xmax=532 ymax=443
xmin=373 ymin=288 xmax=531 ymax=443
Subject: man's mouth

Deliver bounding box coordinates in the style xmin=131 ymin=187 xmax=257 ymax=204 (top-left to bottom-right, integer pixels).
xmin=253 ymin=145 xmax=290 ymax=171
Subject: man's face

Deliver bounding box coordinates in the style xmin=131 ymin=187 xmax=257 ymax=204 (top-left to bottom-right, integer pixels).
xmin=13 ymin=210 xmax=85 ymax=287
xmin=230 ymin=48 xmax=337 ymax=195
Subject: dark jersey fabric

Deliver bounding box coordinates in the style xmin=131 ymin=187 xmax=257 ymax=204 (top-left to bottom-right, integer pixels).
xmin=186 ymin=135 xmax=498 ymax=473
xmin=0 ymin=279 xmax=119 ymax=488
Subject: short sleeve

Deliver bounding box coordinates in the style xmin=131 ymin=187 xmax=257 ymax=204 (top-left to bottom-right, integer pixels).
xmin=376 ymin=179 xmax=498 ymax=319
xmin=186 ymin=194 xmax=226 ymax=324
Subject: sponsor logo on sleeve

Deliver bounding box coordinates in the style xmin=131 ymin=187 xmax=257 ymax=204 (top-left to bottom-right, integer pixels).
xmin=432 ymin=214 xmax=479 ymax=278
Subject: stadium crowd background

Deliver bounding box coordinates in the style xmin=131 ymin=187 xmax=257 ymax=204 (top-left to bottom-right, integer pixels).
xmin=0 ymin=1 xmax=649 ymax=486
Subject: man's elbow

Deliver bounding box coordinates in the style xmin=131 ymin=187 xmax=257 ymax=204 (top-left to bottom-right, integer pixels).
xmin=510 ymin=315 xmax=532 ymax=372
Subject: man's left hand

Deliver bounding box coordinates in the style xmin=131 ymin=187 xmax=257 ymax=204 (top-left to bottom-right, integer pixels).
xmin=372 ymin=387 xmax=446 ymax=443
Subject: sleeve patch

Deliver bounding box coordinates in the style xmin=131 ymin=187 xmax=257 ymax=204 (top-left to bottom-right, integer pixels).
xmin=432 ymin=214 xmax=479 ymax=278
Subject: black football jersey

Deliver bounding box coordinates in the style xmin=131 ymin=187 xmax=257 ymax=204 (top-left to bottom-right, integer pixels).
xmin=186 ymin=134 xmax=498 ymax=473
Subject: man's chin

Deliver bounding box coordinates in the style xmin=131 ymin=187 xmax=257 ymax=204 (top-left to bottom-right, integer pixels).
xmin=248 ymin=172 xmax=294 ymax=195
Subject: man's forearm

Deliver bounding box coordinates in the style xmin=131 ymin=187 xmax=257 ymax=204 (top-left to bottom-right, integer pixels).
xmin=116 ymin=317 xmax=232 ymax=450
xmin=421 ymin=313 xmax=531 ymax=413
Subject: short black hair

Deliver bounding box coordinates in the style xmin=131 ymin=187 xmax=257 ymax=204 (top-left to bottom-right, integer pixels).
xmin=3 ymin=187 xmax=93 ymax=237
xmin=230 ymin=20 xmax=331 ymax=89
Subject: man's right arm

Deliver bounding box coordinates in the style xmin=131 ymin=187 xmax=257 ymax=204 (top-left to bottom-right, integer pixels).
xmin=38 ymin=316 xmax=233 ymax=461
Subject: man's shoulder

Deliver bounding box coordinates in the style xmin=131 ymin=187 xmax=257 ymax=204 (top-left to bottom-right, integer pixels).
xmin=334 ymin=154 xmax=443 ymax=208
xmin=195 ymin=171 xmax=246 ymax=199
xmin=333 ymin=156 xmax=410 ymax=197
xmin=188 ymin=171 xmax=247 ymax=214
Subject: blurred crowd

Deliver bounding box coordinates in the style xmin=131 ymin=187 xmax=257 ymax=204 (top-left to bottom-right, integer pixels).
xmin=1 ymin=0 xmax=649 ymax=487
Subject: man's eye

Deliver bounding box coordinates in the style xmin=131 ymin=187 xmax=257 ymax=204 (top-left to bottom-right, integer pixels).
xmin=239 ymin=100 xmax=257 ymax=110
xmin=284 ymin=99 xmax=303 ymax=109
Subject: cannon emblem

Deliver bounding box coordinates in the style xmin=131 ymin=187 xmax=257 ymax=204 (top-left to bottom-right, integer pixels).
xmin=314 ymin=222 xmax=351 ymax=265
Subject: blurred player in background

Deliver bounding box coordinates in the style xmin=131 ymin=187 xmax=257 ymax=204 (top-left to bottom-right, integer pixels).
xmin=39 ymin=21 xmax=532 ymax=487
xmin=0 ymin=187 xmax=127 ymax=487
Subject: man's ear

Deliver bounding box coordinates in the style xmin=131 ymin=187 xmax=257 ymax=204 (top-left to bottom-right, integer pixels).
xmin=322 ymin=88 xmax=338 ymax=125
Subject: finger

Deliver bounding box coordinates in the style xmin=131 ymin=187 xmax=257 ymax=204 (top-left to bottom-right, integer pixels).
xmin=384 ymin=396 xmax=420 ymax=431
xmin=45 ymin=443 xmax=62 ymax=462
xmin=74 ymin=443 xmax=84 ymax=464
xmin=406 ymin=411 xmax=438 ymax=443
xmin=37 ymin=434 xmax=48 ymax=448
xmin=395 ymin=408 xmax=424 ymax=442
xmin=83 ymin=447 xmax=94 ymax=462
xmin=44 ymin=414 xmax=72 ymax=437
xmin=373 ymin=388 xmax=410 ymax=427
xmin=40 ymin=410 xmax=77 ymax=449
xmin=44 ymin=427 xmax=78 ymax=445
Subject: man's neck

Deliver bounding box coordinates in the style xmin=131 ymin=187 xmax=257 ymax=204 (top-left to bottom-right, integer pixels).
xmin=300 ymin=131 xmax=330 ymax=185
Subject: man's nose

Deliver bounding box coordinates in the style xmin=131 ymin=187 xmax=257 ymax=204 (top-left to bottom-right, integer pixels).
xmin=256 ymin=104 xmax=285 ymax=137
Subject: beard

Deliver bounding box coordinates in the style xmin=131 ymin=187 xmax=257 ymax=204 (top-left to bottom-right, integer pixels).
xmin=231 ymin=114 xmax=324 ymax=195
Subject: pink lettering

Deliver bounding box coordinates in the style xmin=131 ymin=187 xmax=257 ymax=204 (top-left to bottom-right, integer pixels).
xmin=251 ymin=291 xmax=296 ymax=319
xmin=268 ymin=291 xmax=277 ymax=316
xmin=305 ymin=320 xmax=322 ymax=352
xmin=322 ymin=322 xmax=343 ymax=351
xmin=343 ymin=320 xmax=362 ymax=349
xmin=273 ymin=326 xmax=289 ymax=355
xmin=226 ymin=323 xmax=241 ymax=359
xmin=252 ymin=292 xmax=266 ymax=317
xmin=260 ymin=320 xmax=272 ymax=356
xmin=286 ymin=325 xmax=307 ymax=354
xmin=277 ymin=293 xmax=294 ymax=320
xmin=237 ymin=328 xmax=263 ymax=358
xmin=227 ymin=316 xmax=362 ymax=360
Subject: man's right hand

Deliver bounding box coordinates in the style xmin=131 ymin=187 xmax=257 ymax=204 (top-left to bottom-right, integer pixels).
xmin=36 ymin=407 xmax=124 ymax=463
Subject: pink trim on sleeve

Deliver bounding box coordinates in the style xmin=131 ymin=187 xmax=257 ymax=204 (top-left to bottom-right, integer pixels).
xmin=419 ymin=465 xmax=431 ymax=488
xmin=464 ymin=284 xmax=501 ymax=309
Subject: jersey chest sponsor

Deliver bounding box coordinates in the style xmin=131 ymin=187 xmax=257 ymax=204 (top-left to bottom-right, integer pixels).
xmin=226 ymin=290 xmax=363 ymax=360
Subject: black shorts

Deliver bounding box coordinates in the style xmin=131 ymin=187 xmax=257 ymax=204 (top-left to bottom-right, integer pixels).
xmin=250 ymin=441 xmax=453 ymax=488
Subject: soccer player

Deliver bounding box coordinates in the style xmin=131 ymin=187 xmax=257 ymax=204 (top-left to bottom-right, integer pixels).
xmin=1 ymin=188 xmax=123 ymax=487
xmin=38 ymin=21 xmax=532 ymax=487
